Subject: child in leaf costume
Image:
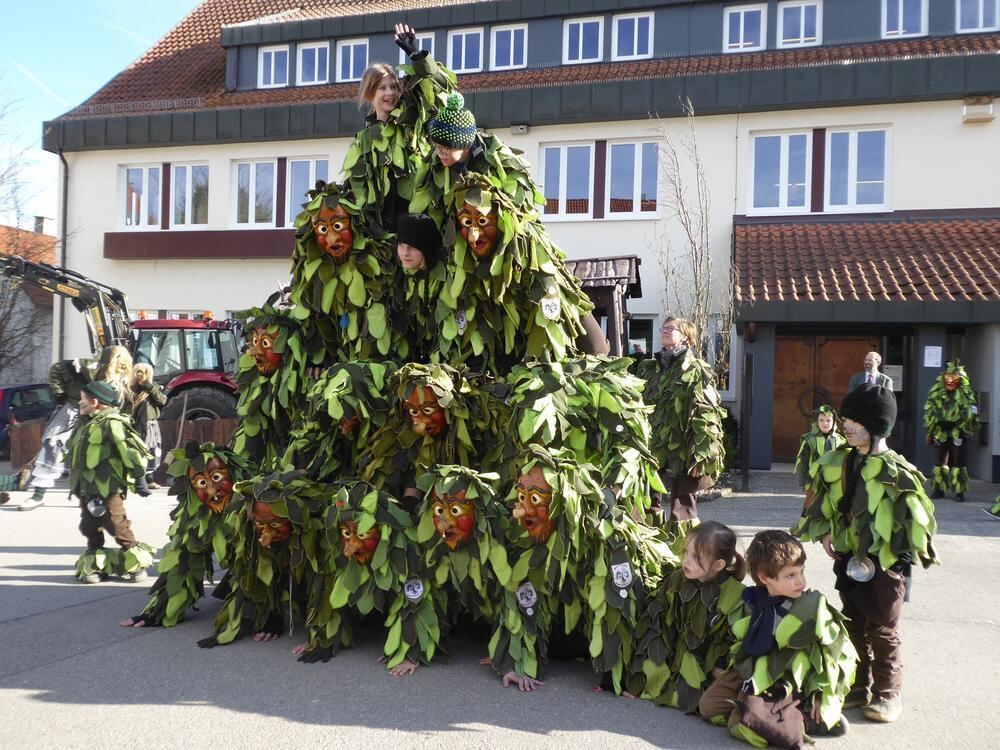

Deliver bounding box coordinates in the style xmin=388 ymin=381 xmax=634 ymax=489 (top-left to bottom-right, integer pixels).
xmin=628 ymin=522 xmax=746 ymax=712
xmin=67 ymin=381 xmax=155 ymax=583
xmin=387 ymin=213 xmax=446 ymax=362
xmin=794 ymin=405 xmax=845 ymax=508
xmin=987 ymin=496 xmax=1000 ymax=519
xmin=923 ymin=360 xmax=978 ymax=501
xmin=487 ymin=446 xmax=674 ymax=694
xmin=700 ymin=531 xmax=854 ymax=745
xmin=494 ymin=356 xmax=664 ymax=519
xmin=638 ymin=317 xmax=726 ymax=534
xmin=197 ymin=470 xmax=323 ymax=649
xmin=121 ymin=442 xmax=253 ymax=628
xmin=793 ymin=385 xmax=938 ymax=725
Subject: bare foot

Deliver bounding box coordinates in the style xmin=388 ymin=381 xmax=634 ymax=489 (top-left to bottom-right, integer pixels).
xmin=253 ymin=631 xmax=279 ymax=642
xmin=291 ymin=643 xmax=308 ymax=655
xmin=592 ymin=685 xmax=636 ymax=698
xmin=389 ymin=658 xmax=419 ymax=677
xmin=120 ymin=616 xmax=148 ymax=628
xmin=501 ymin=671 xmax=544 ymax=691
xmin=478 ymin=657 xmax=492 ymax=666
xmin=377 ymin=655 xmax=387 ymax=664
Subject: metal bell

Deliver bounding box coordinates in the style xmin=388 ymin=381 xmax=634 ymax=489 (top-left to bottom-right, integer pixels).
xmin=846 ymin=555 xmax=876 ymax=582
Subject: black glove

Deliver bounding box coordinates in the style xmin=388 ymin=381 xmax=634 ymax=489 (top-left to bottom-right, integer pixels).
xmin=197 ymin=635 xmax=220 ymax=649
xmin=394 ymin=24 xmax=418 ymax=57
xmin=297 ymin=646 xmax=335 ymax=664
xmin=258 ymin=612 xmax=284 ymax=638
xmin=128 ymin=613 xmax=157 ymax=627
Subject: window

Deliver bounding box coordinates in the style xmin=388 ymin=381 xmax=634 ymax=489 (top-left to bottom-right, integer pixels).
xmin=234 ymin=160 xmax=276 ymax=226
xmin=958 ymin=0 xmax=999 ymax=31
xmin=336 ymin=38 xmax=368 ymax=82
xmin=171 ymin=164 xmax=209 ymax=227
xmin=607 ymin=142 xmax=658 ymax=216
xmin=491 ymin=24 xmax=527 ymax=70
xmin=258 ymin=45 xmax=289 ymax=88
xmin=297 ymin=42 xmax=329 ymax=85
xmin=563 ymin=17 xmax=604 ymax=64
xmin=777 ymin=1 xmax=821 ymax=47
xmin=123 ymin=165 xmax=160 ymax=228
xmin=882 ymin=0 xmax=927 ymax=37
xmin=287 ymin=158 xmax=329 ymax=219
xmin=612 ymin=12 xmax=653 ymax=60
xmin=541 ymin=143 xmax=594 ymax=217
xmin=448 ymin=28 xmax=483 ymax=73
xmin=750 ymin=132 xmax=811 ymax=213
xmin=398 ymin=32 xmax=434 ymax=64
xmin=134 ymin=329 xmax=183 ymax=379
xmin=826 ymin=129 xmax=888 ymax=211
xmin=724 ymin=4 xmax=767 ymax=52
xmin=184 ymin=330 xmax=221 ymax=371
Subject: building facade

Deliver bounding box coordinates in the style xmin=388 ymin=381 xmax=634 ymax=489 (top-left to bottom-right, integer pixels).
xmin=43 ymin=0 xmax=1000 ymax=476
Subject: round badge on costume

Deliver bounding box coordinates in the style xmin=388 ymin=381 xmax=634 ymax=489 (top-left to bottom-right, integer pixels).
xmin=540 ymin=295 xmax=561 ymax=321
xmin=404 ymin=578 xmax=425 ymax=601
xmin=455 ymin=309 xmax=468 ymax=334
xmin=611 ymin=561 xmax=633 ymax=589
xmin=516 ymin=582 xmax=538 ymax=611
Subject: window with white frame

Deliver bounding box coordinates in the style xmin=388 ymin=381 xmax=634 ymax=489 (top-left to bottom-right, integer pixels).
xmin=172 ymin=164 xmax=209 ymax=227
xmin=398 ymin=32 xmax=434 ymax=64
xmin=612 ymin=12 xmax=653 ymax=60
xmin=287 ymin=158 xmax=329 ymax=219
xmin=297 ymin=42 xmax=329 ymax=85
xmin=541 ymin=143 xmax=594 ymax=217
xmin=258 ymin=45 xmax=289 ymax=88
xmin=491 ymin=24 xmax=527 ymax=70
xmin=563 ymin=17 xmax=604 ymax=64
xmin=882 ymin=0 xmax=927 ymax=37
xmin=826 ymin=129 xmax=888 ymax=211
xmin=777 ymin=1 xmax=822 ymax=47
xmin=724 ymin=4 xmax=767 ymax=52
xmin=336 ymin=38 xmax=368 ymax=82
xmin=123 ymin=165 xmax=160 ymax=228
xmin=448 ymin=28 xmax=484 ymax=73
xmin=750 ymin=132 xmax=811 ymax=213
xmin=234 ymin=160 xmax=277 ymax=226
xmin=958 ymin=0 xmax=999 ymax=31
xmin=607 ymin=141 xmax=658 ymax=216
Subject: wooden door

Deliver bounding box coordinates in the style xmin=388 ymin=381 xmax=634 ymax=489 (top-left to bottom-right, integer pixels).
xmin=772 ymin=335 xmax=879 ymax=462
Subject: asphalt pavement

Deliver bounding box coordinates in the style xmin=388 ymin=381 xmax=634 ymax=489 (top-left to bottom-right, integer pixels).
xmin=1 ymin=468 xmax=998 ymax=749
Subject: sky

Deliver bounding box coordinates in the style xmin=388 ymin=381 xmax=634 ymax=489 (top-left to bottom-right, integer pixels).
xmin=0 ymin=0 xmax=202 ymax=230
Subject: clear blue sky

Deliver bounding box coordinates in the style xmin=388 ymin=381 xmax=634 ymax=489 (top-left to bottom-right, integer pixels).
xmin=1 ymin=0 xmax=202 ymax=227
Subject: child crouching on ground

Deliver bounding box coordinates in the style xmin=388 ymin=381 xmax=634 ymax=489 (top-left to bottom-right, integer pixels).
xmin=699 ymin=530 xmax=855 ymax=745
xmin=628 ymin=521 xmax=747 ymax=711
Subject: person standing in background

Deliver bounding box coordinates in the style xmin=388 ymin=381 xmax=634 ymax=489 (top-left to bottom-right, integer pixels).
xmin=849 ymin=352 xmax=893 ymax=392
xmin=130 ymin=364 xmax=167 ymax=496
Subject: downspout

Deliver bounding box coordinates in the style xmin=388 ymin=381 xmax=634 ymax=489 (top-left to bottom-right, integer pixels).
xmin=58 ymin=149 xmax=69 ymax=359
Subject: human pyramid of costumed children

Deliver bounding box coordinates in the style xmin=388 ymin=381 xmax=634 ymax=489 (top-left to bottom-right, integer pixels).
xmin=51 ymin=26 xmax=946 ymax=748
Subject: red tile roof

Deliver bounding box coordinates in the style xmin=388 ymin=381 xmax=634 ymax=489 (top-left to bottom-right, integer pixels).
xmin=63 ymin=0 xmax=1000 ymax=119
xmin=1 ymin=225 xmax=58 ymax=308
xmin=734 ymin=217 xmax=1000 ymax=304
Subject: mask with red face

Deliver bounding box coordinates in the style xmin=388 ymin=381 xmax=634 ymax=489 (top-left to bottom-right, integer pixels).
xmin=403 ymin=385 xmax=447 ymax=438
xmin=187 ymin=457 xmax=233 ymax=513
xmin=250 ymin=501 xmax=292 ymax=548
xmin=457 ymin=203 xmax=499 ymax=258
xmin=512 ymin=465 xmax=554 ymax=544
xmin=249 ymin=326 xmax=282 ymax=376
xmin=340 ymin=520 xmax=381 ymax=565
xmin=312 ymin=204 xmax=353 ymax=263
xmin=430 ymin=488 xmax=475 ymax=550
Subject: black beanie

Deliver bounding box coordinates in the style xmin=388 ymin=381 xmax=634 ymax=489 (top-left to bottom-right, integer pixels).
xmin=396 ymin=213 xmax=442 ymax=266
xmin=840 ymin=384 xmax=897 ymax=438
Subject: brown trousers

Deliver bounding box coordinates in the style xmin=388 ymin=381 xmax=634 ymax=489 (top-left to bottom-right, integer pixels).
xmin=78 ymin=492 xmax=137 ymax=551
xmin=698 ymin=668 xmax=744 ymax=721
xmin=660 ymin=473 xmax=715 ymax=521
xmin=835 ymin=560 xmax=905 ymax=698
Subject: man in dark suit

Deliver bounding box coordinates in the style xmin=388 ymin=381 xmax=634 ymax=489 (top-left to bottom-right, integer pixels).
xmin=849 ymin=351 xmax=893 ymax=391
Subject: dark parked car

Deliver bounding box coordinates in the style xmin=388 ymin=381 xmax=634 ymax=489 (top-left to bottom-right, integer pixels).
xmin=0 ymin=384 xmax=56 ymax=458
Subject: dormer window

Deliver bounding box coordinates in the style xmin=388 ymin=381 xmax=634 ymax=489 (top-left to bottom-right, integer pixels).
xmin=563 ymin=17 xmax=604 ymax=64
xmin=336 ymin=38 xmax=368 ymax=82
xmin=297 ymin=42 xmax=329 ymax=85
xmin=258 ymin=45 xmax=289 ymax=88
xmin=724 ymin=5 xmax=767 ymax=53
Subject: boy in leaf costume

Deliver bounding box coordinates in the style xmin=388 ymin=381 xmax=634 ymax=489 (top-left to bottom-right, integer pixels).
xmin=637 ymin=317 xmax=726 ymax=536
xmin=793 ymin=385 xmax=938 ymax=724
xmin=700 ymin=531 xmax=854 ymax=744
xmin=923 ymin=360 xmax=978 ymax=501
xmin=794 ymin=405 xmax=845 ymax=505
xmin=487 ymin=446 xmax=673 ymax=693
xmin=495 ymin=356 xmax=664 ymax=519
xmin=230 ymin=302 xmax=313 ymax=472
xmin=67 ymin=381 xmax=155 ymax=584
xmin=281 ymin=360 xmax=395 ymax=482
xmin=121 ymin=441 xmax=253 ymax=628
xmin=628 ymin=522 xmax=746 ymax=712
xmin=197 ymin=470 xmax=322 ymax=649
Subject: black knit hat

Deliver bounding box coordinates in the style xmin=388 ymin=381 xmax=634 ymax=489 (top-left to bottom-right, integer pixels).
xmin=83 ymin=380 xmax=121 ymax=407
xmin=840 ymin=384 xmax=896 ymax=438
xmin=427 ymin=92 xmax=477 ymax=149
xmin=396 ymin=213 xmax=442 ymax=265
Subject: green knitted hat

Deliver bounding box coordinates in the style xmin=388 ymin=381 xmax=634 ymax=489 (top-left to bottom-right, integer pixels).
xmin=427 ymin=92 xmax=477 ymax=149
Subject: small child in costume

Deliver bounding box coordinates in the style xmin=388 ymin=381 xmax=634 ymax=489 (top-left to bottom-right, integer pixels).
xmin=628 ymin=521 xmax=747 ymax=711
xmin=794 ymin=405 xmax=844 ymax=497
xmin=699 ymin=530 xmax=854 ymax=745
xmin=794 ymin=384 xmax=939 ymax=724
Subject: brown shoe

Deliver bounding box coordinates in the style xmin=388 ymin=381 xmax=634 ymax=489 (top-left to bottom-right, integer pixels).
xmin=0 ymin=491 xmax=9 ymax=505
xmin=864 ymin=694 xmax=902 ymax=723
xmin=17 ymin=466 xmax=31 ymax=491
xmin=843 ymin=687 xmax=872 ymax=709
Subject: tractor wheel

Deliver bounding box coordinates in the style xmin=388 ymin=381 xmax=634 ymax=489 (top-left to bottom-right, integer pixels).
xmin=160 ymin=387 xmax=237 ymax=421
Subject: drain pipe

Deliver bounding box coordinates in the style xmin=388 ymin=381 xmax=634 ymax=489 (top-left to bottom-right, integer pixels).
xmin=57 ymin=149 xmax=69 ymax=359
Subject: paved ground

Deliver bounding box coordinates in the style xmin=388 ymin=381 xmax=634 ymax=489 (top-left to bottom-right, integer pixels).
xmin=1 ymin=467 xmax=998 ymax=749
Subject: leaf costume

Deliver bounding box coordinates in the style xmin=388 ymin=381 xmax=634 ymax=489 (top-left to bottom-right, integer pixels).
xmin=134 ymin=442 xmax=253 ymax=627
xmin=488 ymin=446 xmax=674 ymax=693
xmin=793 ymin=447 xmax=939 ymax=572
xmin=923 ymin=360 xmax=978 ymax=496
xmin=628 ymin=569 xmax=746 ymax=711
xmin=794 ymin=405 xmax=845 ymax=490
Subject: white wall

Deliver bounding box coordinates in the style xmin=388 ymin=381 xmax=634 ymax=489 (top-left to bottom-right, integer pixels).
xmin=962 ymin=324 xmax=1000 ymax=481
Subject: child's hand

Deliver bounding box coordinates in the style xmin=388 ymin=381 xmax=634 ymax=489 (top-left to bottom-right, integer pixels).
xmin=821 ymin=533 xmax=838 ymax=560
xmin=394 ymin=23 xmax=418 ymax=56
